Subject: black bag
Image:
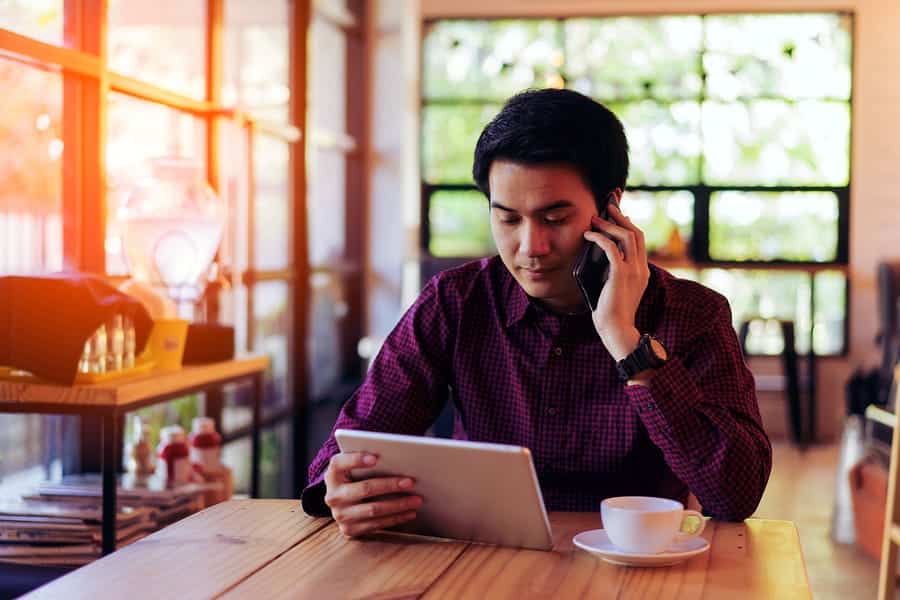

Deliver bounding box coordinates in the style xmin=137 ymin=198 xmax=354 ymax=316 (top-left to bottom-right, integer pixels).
xmin=0 ymin=273 xmax=153 ymax=384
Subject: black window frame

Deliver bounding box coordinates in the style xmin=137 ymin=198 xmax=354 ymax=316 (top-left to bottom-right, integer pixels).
xmin=419 ymin=12 xmax=853 ymax=358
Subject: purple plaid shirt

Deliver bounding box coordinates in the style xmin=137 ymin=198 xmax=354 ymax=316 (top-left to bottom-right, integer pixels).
xmin=301 ymin=257 xmax=771 ymax=521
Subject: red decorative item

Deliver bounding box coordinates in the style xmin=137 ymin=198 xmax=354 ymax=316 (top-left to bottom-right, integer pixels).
xmin=158 ymin=425 xmax=191 ymax=486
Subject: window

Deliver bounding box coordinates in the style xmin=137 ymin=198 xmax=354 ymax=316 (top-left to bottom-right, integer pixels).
xmin=0 ymin=55 xmax=74 ymax=492
xmin=0 ymin=1 xmax=305 ymax=497
xmin=422 ymin=14 xmax=851 ymax=356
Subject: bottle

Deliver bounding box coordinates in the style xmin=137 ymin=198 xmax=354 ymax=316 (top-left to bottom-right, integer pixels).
xmin=189 ymin=417 xmax=222 ymax=475
xmin=84 ymin=323 xmax=107 ymax=374
xmin=158 ymin=425 xmax=191 ymax=486
xmin=123 ymin=314 xmax=136 ymax=369
xmin=106 ymin=314 xmax=124 ymax=373
xmin=128 ymin=416 xmax=156 ymax=479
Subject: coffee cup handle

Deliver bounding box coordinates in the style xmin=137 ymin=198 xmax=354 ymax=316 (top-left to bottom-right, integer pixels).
xmin=676 ymin=510 xmax=706 ymax=539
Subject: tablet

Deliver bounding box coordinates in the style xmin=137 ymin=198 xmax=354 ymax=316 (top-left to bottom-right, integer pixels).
xmin=334 ymin=429 xmax=554 ymax=551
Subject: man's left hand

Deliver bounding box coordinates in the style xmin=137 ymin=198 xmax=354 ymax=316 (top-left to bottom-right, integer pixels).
xmin=582 ymin=201 xmax=650 ymax=361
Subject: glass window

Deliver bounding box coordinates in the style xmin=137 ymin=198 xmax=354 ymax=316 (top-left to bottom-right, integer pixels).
xmin=700 ymin=269 xmax=812 ymax=354
xmin=222 ymin=435 xmax=251 ymax=494
xmin=702 ymin=100 xmax=849 ymax=186
xmin=423 ymin=20 xmax=563 ymax=100
xmin=107 ymin=0 xmax=207 ymax=99
xmin=126 ymin=394 xmax=204 ymax=452
xmin=0 ymin=59 xmax=63 ymax=275
xmin=421 ymin=13 xmax=851 ymax=355
xmin=0 ymin=0 xmax=64 ymax=46
xmin=253 ymin=134 xmax=290 ymax=270
xmin=308 ymin=15 xmax=347 ymax=135
xmin=254 ymin=280 xmax=291 ymax=418
xmin=216 ymin=119 xmax=250 ymax=275
xmin=222 ymin=421 xmax=293 ymax=498
xmin=709 ymin=191 xmax=839 ymax=262
xmin=814 ymin=270 xmax=846 ymax=355
xmin=0 ymin=61 xmax=75 ymax=486
xmin=307 ymin=147 xmax=346 ymax=266
xmin=422 ymin=104 xmax=499 ymax=185
xmin=259 ymin=420 xmax=293 ymax=498
xmin=105 ymin=92 xmax=207 ymax=275
xmin=224 ymin=0 xmax=290 ymax=123
xmin=703 ymin=14 xmax=852 ymax=101
xmin=564 ymin=17 xmax=703 ymax=101
xmin=623 ymin=190 xmax=693 ymax=257
xmin=429 ymin=190 xmax=493 ymax=257
xmin=614 ymin=100 xmax=701 ymax=186
xmin=309 ymin=271 xmax=346 ymax=400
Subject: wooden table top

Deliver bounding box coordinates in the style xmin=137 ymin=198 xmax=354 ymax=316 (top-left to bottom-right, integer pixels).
xmin=0 ymin=355 xmax=269 ymax=409
xmin=24 ymin=499 xmax=811 ymax=599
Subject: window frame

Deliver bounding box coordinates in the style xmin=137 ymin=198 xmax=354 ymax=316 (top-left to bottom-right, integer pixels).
xmin=419 ymin=13 xmax=853 ymax=358
xmin=0 ymin=0 xmax=311 ymax=495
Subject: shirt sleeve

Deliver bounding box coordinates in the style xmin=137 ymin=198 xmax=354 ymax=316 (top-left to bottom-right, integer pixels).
xmin=300 ymin=276 xmax=455 ymax=516
xmin=623 ymin=297 xmax=773 ymax=521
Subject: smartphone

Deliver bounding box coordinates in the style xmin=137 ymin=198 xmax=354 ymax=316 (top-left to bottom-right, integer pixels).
xmin=572 ymin=194 xmax=617 ymax=311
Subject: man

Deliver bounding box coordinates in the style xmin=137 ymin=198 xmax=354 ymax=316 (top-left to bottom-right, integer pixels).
xmin=301 ymin=88 xmax=772 ymax=538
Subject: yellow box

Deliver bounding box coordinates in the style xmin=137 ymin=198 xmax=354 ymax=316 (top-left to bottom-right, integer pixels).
xmin=143 ymin=319 xmax=189 ymax=371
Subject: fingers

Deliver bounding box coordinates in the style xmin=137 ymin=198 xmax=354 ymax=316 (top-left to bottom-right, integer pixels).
xmin=590 ymin=215 xmax=639 ymax=263
xmin=337 ymin=510 xmax=419 ymax=538
xmin=325 ymin=452 xmax=376 ymax=487
xmin=325 ymin=475 xmax=416 ymax=508
xmin=333 ymin=494 xmax=423 ymax=525
xmin=607 ymin=203 xmax=647 ymax=259
xmin=583 ymin=230 xmax=624 ymax=269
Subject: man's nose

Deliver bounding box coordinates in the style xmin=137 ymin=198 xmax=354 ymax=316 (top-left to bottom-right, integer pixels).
xmin=520 ymin=222 xmax=551 ymax=257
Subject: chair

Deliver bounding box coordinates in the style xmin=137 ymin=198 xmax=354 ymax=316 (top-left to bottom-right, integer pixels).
xmin=877 ymin=365 xmax=900 ymax=599
xmin=739 ymin=318 xmax=808 ymax=445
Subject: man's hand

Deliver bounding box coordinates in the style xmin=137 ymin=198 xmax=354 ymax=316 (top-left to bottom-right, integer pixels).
xmin=582 ymin=201 xmax=650 ymax=361
xmin=323 ymin=451 xmax=423 ymax=538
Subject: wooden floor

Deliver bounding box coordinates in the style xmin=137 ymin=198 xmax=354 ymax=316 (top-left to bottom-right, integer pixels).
xmin=755 ymin=440 xmax=891 ymax=599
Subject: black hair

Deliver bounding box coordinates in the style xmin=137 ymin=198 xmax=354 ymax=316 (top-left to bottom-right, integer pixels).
xmin=472 ymin=88 xmax=629 ymax=208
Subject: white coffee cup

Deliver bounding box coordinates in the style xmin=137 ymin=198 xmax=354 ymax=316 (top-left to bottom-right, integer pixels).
xmin=600 ymin=496 xmax=706 ymax=554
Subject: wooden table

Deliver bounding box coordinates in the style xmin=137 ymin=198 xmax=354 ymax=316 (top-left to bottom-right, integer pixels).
xmin=24 ymin=499 xmax=812 ymax=599
xmin=0 ymin=356 xmax=270 ymax=555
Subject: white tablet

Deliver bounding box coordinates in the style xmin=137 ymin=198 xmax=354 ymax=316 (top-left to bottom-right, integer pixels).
xmin=335 ymin=429 xmax=554 ymax=551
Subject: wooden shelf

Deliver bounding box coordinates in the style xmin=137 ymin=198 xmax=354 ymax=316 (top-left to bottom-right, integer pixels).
xmin=0 ymin=355 xmax=269 ymax=410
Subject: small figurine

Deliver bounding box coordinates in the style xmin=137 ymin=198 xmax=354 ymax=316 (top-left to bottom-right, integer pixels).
xmin=131 ymin=423 xmax=156 ymax=478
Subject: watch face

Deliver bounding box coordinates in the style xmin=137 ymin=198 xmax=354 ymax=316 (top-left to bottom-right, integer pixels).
xmin=649 ymin=337 xmax=668 ymax=362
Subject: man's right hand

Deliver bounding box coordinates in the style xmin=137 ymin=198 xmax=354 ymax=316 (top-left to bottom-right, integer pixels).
xmin=323 ymin=451 xmax=423 ymax=538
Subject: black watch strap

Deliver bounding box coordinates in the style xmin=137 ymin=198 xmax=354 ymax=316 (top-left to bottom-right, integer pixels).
xmin=616 ymin=334 xmax=667 ymax=382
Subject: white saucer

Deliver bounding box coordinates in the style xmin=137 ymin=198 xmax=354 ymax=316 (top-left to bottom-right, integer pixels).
xmin=572 ymin=529 xmax=710 ymax=567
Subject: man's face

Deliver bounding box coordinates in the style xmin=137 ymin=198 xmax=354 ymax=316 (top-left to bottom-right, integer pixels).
xmin=488 ymin=160 xmax=599 ymax=312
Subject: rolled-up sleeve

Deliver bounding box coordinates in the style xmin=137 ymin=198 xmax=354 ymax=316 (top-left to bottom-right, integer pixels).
xmin=623 ymin=297 xmax=772 ymax=521
xmin=300 ymin=276 xmax=455 ymax=516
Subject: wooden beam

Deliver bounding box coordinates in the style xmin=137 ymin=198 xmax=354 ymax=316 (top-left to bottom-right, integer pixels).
xmin=290 ymin=0 xmax=312 ymax=493
xmin=342 ymin=0 xmax=373 ymax=379
xmin=108 ymin=72 xmax=214 ymax=115
xmin=206 ymin=0 xmax=223 ymax=192
xmin=0 ymin=28 xmax=102 ymax=78
xmin=79 ymin=0 xmax=109 ymax=273
xmin=245 ymin=121 xmax=257 ymax=351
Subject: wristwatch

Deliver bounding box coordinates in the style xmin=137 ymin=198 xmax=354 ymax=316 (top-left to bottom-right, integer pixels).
xmin=616 ymin=334 xmax=668 ymax=382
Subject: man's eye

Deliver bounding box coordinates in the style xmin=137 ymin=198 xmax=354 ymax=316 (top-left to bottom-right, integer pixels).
xmin=545 ymin=216 xmax=567 ymax=225
xmin=499 ymin=218 xmax=520 ymax=225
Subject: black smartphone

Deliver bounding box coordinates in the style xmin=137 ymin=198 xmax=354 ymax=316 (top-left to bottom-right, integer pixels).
xmin=572 ymin=194 xmax=617 ymax=311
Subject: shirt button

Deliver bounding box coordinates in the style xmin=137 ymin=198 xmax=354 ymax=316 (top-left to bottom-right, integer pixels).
xmin=553 ymin=347 xmax=563 ymax=356
xmin=546 ymin=407 xmax=558 ymax=416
